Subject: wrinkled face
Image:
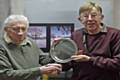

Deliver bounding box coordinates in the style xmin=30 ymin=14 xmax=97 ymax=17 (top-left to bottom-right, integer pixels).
xmin=79 ymin=7 xmax=103 ymax=34
xmin=5 ymin=21 xmax=27 ymax=45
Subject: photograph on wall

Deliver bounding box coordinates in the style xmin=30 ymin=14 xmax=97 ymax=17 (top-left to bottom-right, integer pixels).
xmin=27 ymin=26 xmax=47 ymax=48
xmin=50 ymin=24 xmax=74 ymax=45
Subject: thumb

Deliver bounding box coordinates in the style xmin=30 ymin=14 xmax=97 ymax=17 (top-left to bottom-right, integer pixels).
xmin=76 ymin=50 xmax=83 ymax=55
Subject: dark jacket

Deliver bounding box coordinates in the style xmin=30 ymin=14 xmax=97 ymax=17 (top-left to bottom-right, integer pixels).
xmin=62 ymin=27 xmax=120 ymax=80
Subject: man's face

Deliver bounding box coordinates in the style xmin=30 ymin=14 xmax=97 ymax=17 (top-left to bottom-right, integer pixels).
xmin=5 ymin=22 xmax=27 ymax=45
xmin=79 ymin=7 xmax=103 ymax=33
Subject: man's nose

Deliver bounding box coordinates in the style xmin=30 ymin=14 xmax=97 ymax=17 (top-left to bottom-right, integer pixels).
xmin=17 ymin=29 xmax=24 ymax=35
xmin=88 ymin=15 xmax=92 ymax=20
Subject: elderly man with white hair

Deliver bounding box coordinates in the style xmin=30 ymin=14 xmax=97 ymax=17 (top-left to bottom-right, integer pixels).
xmin=0 ymin=15 xmax=62 ymax=80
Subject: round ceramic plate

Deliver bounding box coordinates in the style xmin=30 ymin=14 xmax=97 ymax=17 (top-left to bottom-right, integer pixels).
xmin=50 ymin=38 xmax=77 ymax=63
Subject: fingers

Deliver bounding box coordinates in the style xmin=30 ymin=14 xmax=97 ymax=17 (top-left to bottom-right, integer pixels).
xmin=75 ymin=50 xmax=83 ymax=55
xmin=47 ymin=66 xmax=61 ymax=73
xmin=46 ymin=63 xmax=62 ymax=68
xmin=46 ymin=63 xmax=62 ymax=72
xmin=71 ymin=55 xmax=90 ymax=62
xmin=52 ymin=38 xmax=61 ymax=46
xmin=49 ymin=70 xmax=59 ymax=76
xmin=40 ymin=63 xmax=62 ymax=75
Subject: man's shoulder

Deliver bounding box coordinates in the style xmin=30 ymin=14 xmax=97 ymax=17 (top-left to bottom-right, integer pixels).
xmin=107 ymin=26 xmax=120 ymax=33
xmin=0 ymin=37 xmax=7 ymax=51
xmin=72 ymin=28 xmax=84 ymax=34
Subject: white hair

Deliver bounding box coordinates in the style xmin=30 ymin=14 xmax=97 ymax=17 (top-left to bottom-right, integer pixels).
xmin=3 ymin=14 xmax=29 ymax=28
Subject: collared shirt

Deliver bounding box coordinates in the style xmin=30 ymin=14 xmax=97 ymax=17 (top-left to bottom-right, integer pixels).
xmin=83 ymin=23 xmax=107 ymax=34
xmin=4 ymin=33 xmax=32 ymax=46
xmin=0 ymin=32 xmax=54 ymax=80
xmin=82 ymin=24 xmax=107 ymax=52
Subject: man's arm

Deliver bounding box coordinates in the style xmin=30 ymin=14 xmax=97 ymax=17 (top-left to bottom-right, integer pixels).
xmin=0 ymin=46 xmax=41 ymax=80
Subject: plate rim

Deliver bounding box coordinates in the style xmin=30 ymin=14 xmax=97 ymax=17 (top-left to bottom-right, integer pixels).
xmin=50 ymin=38 xmax=77 ymax=63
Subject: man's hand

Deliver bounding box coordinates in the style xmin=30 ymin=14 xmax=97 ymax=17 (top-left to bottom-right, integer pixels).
xmin=71 ymin=50 xmax=91 ymax=62
xmin=40 ymin=63 xmax=62 ymax=75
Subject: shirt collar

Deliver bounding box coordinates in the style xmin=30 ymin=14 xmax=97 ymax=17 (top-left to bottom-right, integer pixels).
xmin=83 ymin=23 xmax=107 ymax=34
xmin=4 ymin=33 xmax=32 ymax=46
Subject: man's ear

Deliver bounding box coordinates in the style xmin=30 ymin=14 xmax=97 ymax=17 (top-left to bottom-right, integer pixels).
xmin=101 ymin=14 xmax=104 ymax=20
xmin=78 ymin=16 xmax=81 ymax=21
xmin=78 ymin=16 xmax=84 ymax=24
xmin=4 ymin=27 xmax=8 ymax=32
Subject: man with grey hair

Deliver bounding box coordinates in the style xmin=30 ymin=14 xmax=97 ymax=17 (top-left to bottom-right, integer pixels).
xmin=0 ymin=14 xmax=62 ymax=80
xmin=62 ymin=2 xmax=120 ymax=80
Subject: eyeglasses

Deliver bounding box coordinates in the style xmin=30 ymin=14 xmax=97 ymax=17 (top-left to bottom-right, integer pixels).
xmin=8 ymin=26 xmax=27 ymax=33
xmin=80 ymin=13 xmax=101 ymax=19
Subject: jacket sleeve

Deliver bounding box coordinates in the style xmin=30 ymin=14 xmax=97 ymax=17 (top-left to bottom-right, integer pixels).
xmin=39 ymin=49 xmax=55 ymax=65
xmin=29 ymin=38 xmax=55 ymax=65
xmin=0 ymin=45 xmax=41 ymax=80
xmin=90 ymin=31 xmax=120 ymax=72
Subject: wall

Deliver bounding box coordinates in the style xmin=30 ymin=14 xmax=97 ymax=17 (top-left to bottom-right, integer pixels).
xmin=0 ymin=0 xmax=120 ymax=30
xmin=0 ymin=0 xmax=24 ymax=31
xmin=0 ymin=0 xmax=10 ymax=30
xmin=10 ymin=0 xmax=24 ymax=14
xmin=114 ymin=0 xmax=120 ymax=28
xmin=24 ymin=0 xmax=114 ymax=29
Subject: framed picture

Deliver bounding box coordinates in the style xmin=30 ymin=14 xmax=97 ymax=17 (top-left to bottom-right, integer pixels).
xmin=28 ymin=23 xmax=50 ymax=52
xmin=28 ymin=23 xmax=74 ymax=52
xmin=50 ymin=23 xmax=74 ymax=45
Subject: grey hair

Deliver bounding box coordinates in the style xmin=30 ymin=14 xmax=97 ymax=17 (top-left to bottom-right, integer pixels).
xmin=3 ymin=14 xmax=29 ymax=28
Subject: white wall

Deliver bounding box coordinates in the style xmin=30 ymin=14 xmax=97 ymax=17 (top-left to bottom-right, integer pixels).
xmin=24 ymin=0 xmax=114 ymax=29
xmin=0 ymin=0 xmax=24 ymax=30
xmin=10 ymin=0 xmax=24 ymax=14
xmin=0 ymin=0 xmax=118 ymax=30
xmin=114 ymin=0 xmax=120 ymax=28
xmin=0 ymin=0 xmax=10 ymax=29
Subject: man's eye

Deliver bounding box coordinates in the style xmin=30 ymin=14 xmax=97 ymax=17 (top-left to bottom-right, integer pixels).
xmin=84 ymin=15 xmax=88 ymax=18
xmin=92 ymin=14 xmax=97 ymax=17
xmin=12 ymin=28 xmax=18 ymax=31
xmin=21 ymin=28 xmax=26 ymax=31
